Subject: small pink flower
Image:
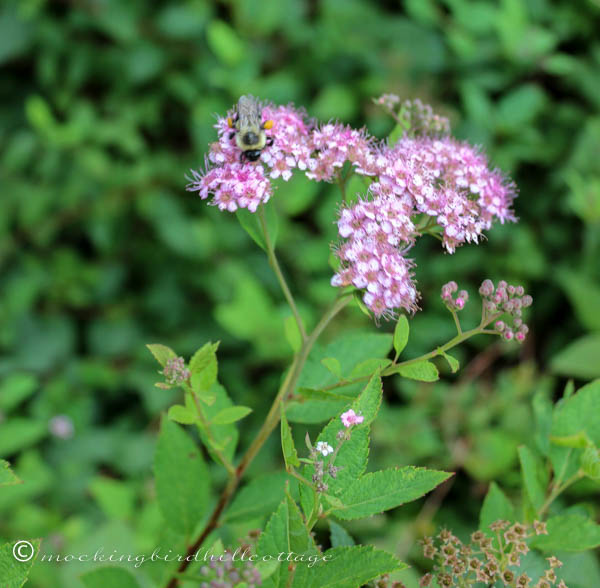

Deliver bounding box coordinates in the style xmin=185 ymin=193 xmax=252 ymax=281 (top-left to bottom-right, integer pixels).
xmin=340 ymin=409 xmax=364 ymax=428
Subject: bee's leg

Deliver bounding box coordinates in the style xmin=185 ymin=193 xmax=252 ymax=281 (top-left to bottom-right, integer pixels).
xmin=266 ymin=137 xmax=274 ymax=147
xmin=229 ymin=132 xmax=235 ymax=140
xmin=239 ymin=152 xmax=245 ymax=163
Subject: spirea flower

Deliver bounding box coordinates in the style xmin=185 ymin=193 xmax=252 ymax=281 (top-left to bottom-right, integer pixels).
xmin=315 ymin=441 xmax=334 ymax=456
xmin=340 ymin=409 xmax=364 ymax=428
xmin=163 ymin=356 xmax=190 ymax=385
xmin=307 ymin=123 xmax=376 ymax=181
xmin=187 ymin=101 xmax=312 ymax=211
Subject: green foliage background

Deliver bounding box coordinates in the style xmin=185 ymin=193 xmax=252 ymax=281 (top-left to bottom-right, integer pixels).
xmin=1 ymin=0 xmax=600 ymax=586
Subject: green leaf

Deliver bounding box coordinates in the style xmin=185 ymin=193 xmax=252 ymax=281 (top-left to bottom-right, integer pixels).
xmin=167 ymin=403 xmax=198 ymax=425
xmin=333 ymin=467 xmax=451 ymax=520
xmin=281 ymin=411 xmax=300 ymax=468
xmin=0 ymin=539 xmax=41 ymax=588
xmin=551 ymin=432 xmax=592 ymax=448
xmin=189 ymin=341 xmax=219 ymax=390
xmin=206 ymin=20 xmax=245 ymax=66
xmin=0 ymin=419 xmax=47 ymax=457
xmin=329 ymin=521 xmax=355 ymax=548
xmin=211 ymin=405 xmax=252 ymax=424
xmin=533 ymin=389 xmax=553 ymax=456
xmin=81 ymin=566 xmax=141 ymax=588
xmin=390 ymin=360 xmax=439 ymax=382
xmin=479 ymin=482 xmax=515 ymax=533
xmin=581 ymin=446 xmax=600 ymax=480
xmin=196 ymin=383 xmax=239 ymax=463
xmin=154 ymin=419 xmax=210 ymax=535
xmin=235 ymin=201 xmax=278 ymax=252
xmin=257 ymin=492 xmax=318 ymax=587
xmin=393 ymin=315 xmax=409 ymax=356
xmin=146 ymin=343 xmax=176 ymax=367
xmin=518 ymin=445 xmax=548 ymax=512
xmin=0 ymin=373 xmax=37 ymax=413
xmin=293 ymin=545 xmax=405 ymax=588
xmin=89 ymin=476 xmax=135 ymax=520
xmin=0 ymin=460 xmax=21 ymax=487
xmin=349 ymin=358 xmax=391 ymax=379
xmin=284 ymin=315 xmax=302 ymax=352
xmin=321 ymin=357 xmax=342 ymax=379
xmin=551 ymin=335 xmax=600 ymax=379
xmin=224 ymin=471 xmax=290 ymax=522
xmin=556 ymin=269 xmax=600 ymax=331
xmin=439 ymin=350 xmax=459 ymax=373
xmin=531 ymin=514 xmax=600 ymax=552
xmin=552 ymin=380 xmax=600 ymax=444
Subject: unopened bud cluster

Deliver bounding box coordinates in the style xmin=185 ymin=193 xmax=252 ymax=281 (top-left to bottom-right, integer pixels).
xmin=163 ymin=356 xmax=190 ymax=385
xmin=441 ymin=281 xmax=469 ymax=311
xmin=372 ymin=573 xmax=406 ymax=588
xmin=479 ymin=279 xmax=532 ymax=342
xmin=419 ymin=520 xmax=567 ymax=588
xmin=199 ymin=547 xmax=262 ymax=588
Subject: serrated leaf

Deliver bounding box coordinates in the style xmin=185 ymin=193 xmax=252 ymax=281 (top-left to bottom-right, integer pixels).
xmin=257 ymin=493 xmax=317 ymax=587
xmin=349 ymin=358 xmax=391 ymax=379
xmin=530 ymin=514 xmax=600 ymax=552
xmin=0 ymin=539 xmax=41 ymax=588
xmin=154 ymin=419 xmax=210 ymax=535
xmin=0 ymin=460 xmax=21 ymax=487
xmin=281 ymin=411 xmax=300 ymax=468
xmin=581 ymin=446 xmax=600 ymax=480
xmin=146 ymin=343 xmax=176 ymax=367
xmin=224 ymin=471 xmax=290 ymax=522
xmin=167 ymin=404 xmax=198 ymax=425
xmin=284 ymin=315 xmax=302 ymax=352
xmin=390 ymin=360 xmax=439 ymax=382
xmin=212 ymin=405 xmax=252 ymax=425
xmin=439 ymin=350 xmax=459 ymax=373
xmin=479 ymin=482 xmax=515 ymax=533
xmin=293 ymin=545 xmax=405 ymax=588
xmin=333 ymin=467 xmax=451 ymax=520
xmin=189 ymin=341 xmax=219 ymax=390
xmin=329 ymin=521 xmax=355 ymax=548
xmin=518 ymin=446 xmax=548 ymax=512
xmin=393 ymin=315 xmax=409 ymax=356
xmin=321 ymin=357 xmax=342 ymax=379
xmin=81 ymin=566 xmax=141 ymax=588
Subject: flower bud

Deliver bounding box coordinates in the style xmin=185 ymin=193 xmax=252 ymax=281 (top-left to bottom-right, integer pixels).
xmin=494 ymin=320 xmax=505 ymax=332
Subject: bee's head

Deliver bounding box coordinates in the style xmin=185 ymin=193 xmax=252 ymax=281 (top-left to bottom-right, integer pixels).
xmin=242 ymin=131 xmax=259 ymax=146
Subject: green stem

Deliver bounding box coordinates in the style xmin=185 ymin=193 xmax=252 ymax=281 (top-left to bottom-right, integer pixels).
xmin=321 ymin=314 xmax=503 ymax=392
xmin=258 ymin=206 xmax=307 ymax=342
xmin=164 ymin=294 xmax=350 ymax=588
xmin=537 ymin=467 xmax=584 ymax=518
xmin=188 ymin=386 xmax=235 ymax=476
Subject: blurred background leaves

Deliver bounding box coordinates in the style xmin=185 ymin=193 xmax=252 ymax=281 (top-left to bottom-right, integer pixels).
xmin=1 ymin=0 xmax=599 ymax=586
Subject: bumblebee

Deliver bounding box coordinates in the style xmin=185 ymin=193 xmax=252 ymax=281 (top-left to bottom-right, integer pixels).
xmin=227 ymin=95 xmax=274 ymax=162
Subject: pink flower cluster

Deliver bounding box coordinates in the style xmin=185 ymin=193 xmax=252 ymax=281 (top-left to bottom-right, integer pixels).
xmin=188 ymin=97 xmax=518 ymax=319
xmin=163 ymin=356 xmax=190 ymax=385
xmin=340 ymin=409 xmax=364 ymax=428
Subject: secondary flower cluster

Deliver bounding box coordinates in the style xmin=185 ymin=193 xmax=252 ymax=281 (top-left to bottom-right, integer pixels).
xmin=419 ymin=521 xmax=566 ymax=588
xmin=188 ymin=96 xmax=517 ymax=318
xmin=480 ymin=279 xmax=532 ymax=342
xmin=162 ymin=356 xmax=190 ymax=385
xmin=198 ymin=546 xmax=262 ymax=588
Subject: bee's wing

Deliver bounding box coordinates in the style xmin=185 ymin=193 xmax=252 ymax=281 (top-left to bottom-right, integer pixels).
xmin=237 ymin=95 xmax=262 ymax=127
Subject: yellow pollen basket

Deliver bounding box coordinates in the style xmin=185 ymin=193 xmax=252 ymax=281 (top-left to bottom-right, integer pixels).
xmin=227 ymin=117 xmax=234 ymax=128
xmin=263 ymin=119 xmax=274 ymax=130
